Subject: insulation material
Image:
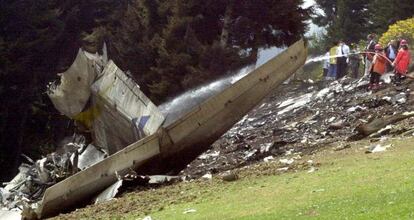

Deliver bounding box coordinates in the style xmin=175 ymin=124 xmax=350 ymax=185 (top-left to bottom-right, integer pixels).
xmin=90 ymin=61 xmax=165 ymax=154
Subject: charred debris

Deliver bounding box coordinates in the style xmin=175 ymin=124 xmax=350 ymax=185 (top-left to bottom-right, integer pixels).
xmin=0 ymin=40 xmax=307 ymax=219
xmin=4 ymin=40 xmax=414 ymax=219
xmin=0 ymin=45 xmax=166 ymax=219
xmin=183 ymin=75 xmax=414 ymax=177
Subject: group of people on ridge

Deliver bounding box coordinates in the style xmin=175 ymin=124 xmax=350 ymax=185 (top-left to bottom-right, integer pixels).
xmin=323 ymin=34 xmax=411 ymax=90
xmin=323 ymin=40 xmax=350 ymax=81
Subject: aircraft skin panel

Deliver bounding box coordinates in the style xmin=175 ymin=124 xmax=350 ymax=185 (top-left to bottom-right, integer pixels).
xmin=39 ymin=135 xmax=160 ymax=218
xmin=37 ymin=39 xmax=306 ymax=218
xmin=166 ymin=39 xmax=307 ymax=148
xmin=48 ymin=49 xmax=97 ymax=118
xmin=139 ymin=39 xmax=307 ymax=175
xmin=91 ymin=61 xmax=165 ymax=154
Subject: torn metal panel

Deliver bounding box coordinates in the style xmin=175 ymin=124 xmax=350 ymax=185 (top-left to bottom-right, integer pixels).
xmin=4 ymin=164 xmax=30 ymax=192
xmin=94 ymin=179 xmax=123 ymax=204
xmin=0 ymin=135 xmax=90 ymax=218
xmin=77 ymin=144 xmax=107 ymax=170
xmin=36 ymin=39 xmax=307 ymax=219
xmin=90 ymin=60 xmax=165 ymax=154
xmin=47 ymin=49 xmax=98 ymax=118
xmin=94 ymin=174 xmax=181 ymax=204
xmin=147 ymin=175 xmax=181 ymax=184
xmin=161 ymin=39 xmax=307 ymax=157
xmin=38 ymin=134 xmax=161 ymax=218
xmin=0 ymin=210 xmax=21 ymax=220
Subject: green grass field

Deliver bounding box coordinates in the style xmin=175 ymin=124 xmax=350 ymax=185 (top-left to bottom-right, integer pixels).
xmin=55 ymin=138 xmax=414 ymax=220
xmin=143 ymin=138 xmax=414 ymax=220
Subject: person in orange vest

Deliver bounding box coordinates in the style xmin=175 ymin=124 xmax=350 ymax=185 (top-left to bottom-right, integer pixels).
xmin=369 ymin=44 xmax=387 ymax=90
xmin=392 ymin=39 xmax=411 ymax=85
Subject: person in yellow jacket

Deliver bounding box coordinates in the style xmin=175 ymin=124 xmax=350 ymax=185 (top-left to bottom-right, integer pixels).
xmin=326 ymin=41 xmax=338 ymax=80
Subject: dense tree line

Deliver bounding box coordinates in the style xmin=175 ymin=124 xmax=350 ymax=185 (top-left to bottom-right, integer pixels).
xmin=0 ymin=0 xmax=122 ymax=182
xmin=312 ymin=0 xmax=414 ymax=50
xmin=104 ymin=0 xmax=309 ymax=102
xmin=0 ymin=0 xmax=309 ymax=181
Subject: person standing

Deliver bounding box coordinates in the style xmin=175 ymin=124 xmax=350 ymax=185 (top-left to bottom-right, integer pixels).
xmin=349 ymin=43 xmax=362 ymax=78
xmin=323 ymin=48 xmax=330 ymax=79
xmin=327 ymin=42 xmax=338 ymax=80
xmin=385 ymin=40 xmax=398 ymax=72
xmin=369 ymin=44 xmax=387 ymax=90
xmin=336 ymin=40 xmax=350 ymax=79
xmin=393 ymin=39 xmax=411 ymax=85
xmin=343 ymin=41 xmax=350 ymax=76
xmin=365 ymin=34 xmax=377 ymax=76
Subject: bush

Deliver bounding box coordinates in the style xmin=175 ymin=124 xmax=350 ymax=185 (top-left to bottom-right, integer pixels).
xmin=379 ymin=17 xmax=414 ymax=46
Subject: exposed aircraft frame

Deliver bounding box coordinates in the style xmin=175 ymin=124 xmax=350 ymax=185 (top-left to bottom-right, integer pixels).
xmin=39 ymin=39 xmax=307 ymax=218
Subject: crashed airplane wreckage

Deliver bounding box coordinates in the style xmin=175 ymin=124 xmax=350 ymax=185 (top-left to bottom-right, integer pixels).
xmin=1 ymin=39 xmax=307 ymax=219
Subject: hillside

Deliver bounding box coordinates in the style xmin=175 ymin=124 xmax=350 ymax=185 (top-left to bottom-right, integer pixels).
xmin=55 ymin=137 xmax=414 ymax=219
xmin=53 ymin=73 xmax=414 ymax=219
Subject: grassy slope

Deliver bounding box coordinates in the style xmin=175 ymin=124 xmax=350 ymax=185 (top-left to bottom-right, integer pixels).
xmin=141 ymin=138 xmax=414 ymax=220
xmin=55 ymin=137 xmax=414 ymax=220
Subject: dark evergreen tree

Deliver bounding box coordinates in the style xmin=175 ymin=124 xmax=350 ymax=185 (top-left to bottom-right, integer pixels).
xmin=313 ymin=0 xmax=369 ymax=44
xmin=229 ymin=0 xmax=309 ymax=59
xmin=0 ymin=0 xmax=309 ymax=181
xmin=0 ymin=0 xmax=122 ymax=181
xmin=312 ymin=0 xmax=337 ymax=27
xmin=331 ymin=0 xmax=369 ymax=43
xmin=368 ymin=0 xmax=414 ymax=34
xmin=313 ymin=0 xmax=414 ymax=45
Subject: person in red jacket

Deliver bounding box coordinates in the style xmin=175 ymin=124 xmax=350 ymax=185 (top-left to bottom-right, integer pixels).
xmin=369 ymin=44 xmax=387 ymax=90
xmin=393 ymin=39 xmax=411 ymax=85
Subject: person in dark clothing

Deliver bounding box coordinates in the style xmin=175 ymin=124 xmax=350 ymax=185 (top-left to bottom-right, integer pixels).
xmin=385 ymin=40 xmax=398 ymax=72
xmin=349 ymin=44 xmax=362 ymax=78
xmin=364 ymin=34 xmax=377 ymax=76
xmin=322 ymin=47 xmax=330 ymax=79
xmin=336 ymin=40 xmax=349 ymax=79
